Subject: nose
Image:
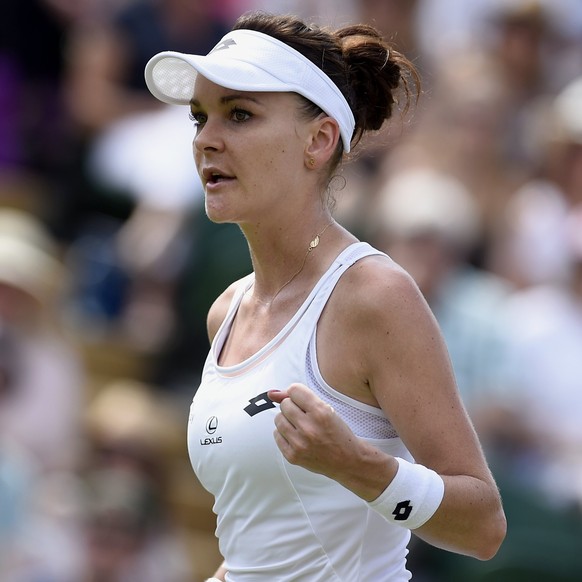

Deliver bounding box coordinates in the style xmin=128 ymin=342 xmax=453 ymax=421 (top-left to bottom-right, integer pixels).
xmin=194 ymin=118 xmax=224 ymax=154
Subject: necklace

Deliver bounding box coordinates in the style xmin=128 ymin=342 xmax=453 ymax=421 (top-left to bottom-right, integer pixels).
xmin=249 ymin=220 xmax=335 ymax=307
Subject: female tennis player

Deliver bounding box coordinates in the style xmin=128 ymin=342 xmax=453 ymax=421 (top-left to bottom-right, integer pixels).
xmin=145 ymin=11 xmax=506 ymax=581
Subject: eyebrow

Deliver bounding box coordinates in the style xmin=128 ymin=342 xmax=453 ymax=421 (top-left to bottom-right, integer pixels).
xmin=189 ymin=94 xmax=263 ymax=107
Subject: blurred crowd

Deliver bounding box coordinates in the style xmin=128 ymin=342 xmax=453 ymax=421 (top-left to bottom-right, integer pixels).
xmin=1 ymin=0 xmax=582 ymax=580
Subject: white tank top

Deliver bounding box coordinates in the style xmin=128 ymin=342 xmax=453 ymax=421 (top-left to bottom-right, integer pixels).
xmin=188 ymin=242 xmax=413 ymax=581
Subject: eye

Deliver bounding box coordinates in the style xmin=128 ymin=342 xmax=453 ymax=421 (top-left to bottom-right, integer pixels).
xmin=189 ymin=111 xmax=206 ymax=126
xmin=231 ymin=107 xmax=251 ymax=123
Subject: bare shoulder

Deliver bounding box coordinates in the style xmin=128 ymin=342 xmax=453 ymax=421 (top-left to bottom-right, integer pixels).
xmin=330 ymin=253 xmax=429 ymax=326
xmin=207 ymin=278 xmax=246 ymax=343
xmin=329 ymin=253 xmax=450 ymax=390
xmin=318 ymin=253 xmax=438 ymax=400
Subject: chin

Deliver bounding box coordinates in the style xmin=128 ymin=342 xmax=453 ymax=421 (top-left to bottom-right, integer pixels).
xmin=204 ymin=204 xmax=236 ymax=225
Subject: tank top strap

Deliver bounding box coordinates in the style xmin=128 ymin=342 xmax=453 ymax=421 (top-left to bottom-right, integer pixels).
xmin=230 ymin=273 xmax=254 ymax=311
xmin=212 ymin=273 xmax=254 ymax=352
xmin=299 ymin=241 xmax=386 ymax=326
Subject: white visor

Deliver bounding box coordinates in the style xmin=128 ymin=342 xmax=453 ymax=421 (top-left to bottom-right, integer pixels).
xmin=144 ymin=29 xmax=355 ymax=152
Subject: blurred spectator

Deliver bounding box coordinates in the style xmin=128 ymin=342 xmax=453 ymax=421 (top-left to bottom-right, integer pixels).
xmin=64 ymin=0 xmax=232 ymax=134
xmin=417 ymin=0 xmax=582 ymax=85
xmin=0 ymin=440 xmax=41 ymax=579
xmin=83 ymin=93 xmax=212 ymax=353
xmin=489 ymin=204 xmax=582 ymax=506
xmin=76 ymin=378 xmax=194 ymax=582
xmin=246 ymin=0 xmax=356 ymax=25
xmin=0 ymin=207 xmax=85 ymax=470
xmin=0 ymin=207 xmax=86 ymax=581
xmin=478 ymin=0 xmax=582 ymax=169
xmin=416 ymin=0 xmax=489 ymax=70
xmin=375 ymin=48 xmax=530 ymax=262
xmin=490 ymin=75 xmax=582 ymax=288
xmin=349 ymin=0 xmax=422 ymax=59
xmin=73 ymin=465 xmax=192 ymax=582
xmin=403 ymin=1 xmax=582 ymax=247
xmin=486 ymin=77 xmax=582 ymax=504
xmin=483 ymin=0 xmax=582 ymax=94
xmin=372 ymin=168 xmax=513 ymax=416
xmin=82 ymin=378 xmax=182 ymax=477
xmin=442 ymin=204 xmax=582 ymax=582
xmin=0 ymin=0 xmax=72 ymax=176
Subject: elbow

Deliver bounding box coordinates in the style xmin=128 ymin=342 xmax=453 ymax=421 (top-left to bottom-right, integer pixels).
xmin=474 ymin=508 xmax=507 ymax=561
xmin=416 ymin=506 xmax=507 ymax=561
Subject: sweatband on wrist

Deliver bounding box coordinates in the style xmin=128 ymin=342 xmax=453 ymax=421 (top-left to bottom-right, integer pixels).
xmin=205 ymin=578 xmax=222 ymax=582
xmin=368 ymin=457 xmax=445 ymax=529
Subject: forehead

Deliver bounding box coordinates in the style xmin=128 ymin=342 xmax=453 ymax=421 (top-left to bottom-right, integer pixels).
xmin=190 ymin=75 xmax=300 ymax=109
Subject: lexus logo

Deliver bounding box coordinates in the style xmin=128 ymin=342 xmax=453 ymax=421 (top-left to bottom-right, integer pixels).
xmin=205 ymin=416 xmax=218 ymax=434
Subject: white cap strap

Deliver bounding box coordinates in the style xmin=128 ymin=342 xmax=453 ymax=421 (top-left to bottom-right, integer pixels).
xmin=145 ymin=29 xmax=355 ymax=152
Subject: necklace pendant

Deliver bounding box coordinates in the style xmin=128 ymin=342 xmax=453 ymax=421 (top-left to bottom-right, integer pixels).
xmin=309 ymin=235 xmax=320 ymax=251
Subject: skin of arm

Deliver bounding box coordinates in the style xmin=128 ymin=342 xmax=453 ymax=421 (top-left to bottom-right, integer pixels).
xmin=268 ymin=255 xmax=506 ymax=560
xmin=208 ymin=561 xmax=228 ymax=581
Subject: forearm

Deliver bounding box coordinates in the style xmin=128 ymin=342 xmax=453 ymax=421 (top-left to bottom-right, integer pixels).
xmin=332 ymin=441 xmax=505 ymax=560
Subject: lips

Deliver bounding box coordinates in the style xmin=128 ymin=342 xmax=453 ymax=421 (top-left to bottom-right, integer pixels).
xmin=202 ymin=167 xmax=235 ymax=186
xmin=209 ymin=172 xmax=227 ymax=184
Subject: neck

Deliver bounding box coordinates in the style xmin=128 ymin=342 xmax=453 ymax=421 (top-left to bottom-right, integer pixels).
xmin=244 ymin=215 xmax=339 ymax=306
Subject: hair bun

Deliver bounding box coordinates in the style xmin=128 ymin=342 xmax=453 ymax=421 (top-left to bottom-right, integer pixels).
xmin=336 ymin=25 xmax=418 ymax=138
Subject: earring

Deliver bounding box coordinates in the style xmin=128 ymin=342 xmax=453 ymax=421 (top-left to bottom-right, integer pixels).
xmin=308 ymin=157 xmax=316 ymax=168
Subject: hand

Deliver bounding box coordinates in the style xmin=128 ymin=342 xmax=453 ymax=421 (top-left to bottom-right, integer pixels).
xmin=267 ymin=383 xmax=361 ymax=480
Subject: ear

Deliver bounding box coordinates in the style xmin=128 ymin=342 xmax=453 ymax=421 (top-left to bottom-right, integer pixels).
xmin=304 ymin=115 xmax=341 ymax=170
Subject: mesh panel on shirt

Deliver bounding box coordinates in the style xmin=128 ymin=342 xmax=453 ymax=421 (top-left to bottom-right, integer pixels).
xmin=306 ymin=340 xmax=399 ymax=440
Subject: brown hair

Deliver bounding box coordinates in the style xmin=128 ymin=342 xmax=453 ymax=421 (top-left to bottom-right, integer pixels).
xmin=232 ymin=11 xmax=420 ymax=169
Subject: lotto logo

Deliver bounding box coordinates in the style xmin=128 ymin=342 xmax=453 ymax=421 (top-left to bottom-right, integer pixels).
xmin=244 ymin=392 xmax=276 ymax=417
xmin=393 ymin=500 xmax=413 ymax=521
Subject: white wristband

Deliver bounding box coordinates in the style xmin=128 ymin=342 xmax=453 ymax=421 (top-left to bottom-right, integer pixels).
xmin=205 ymin=578 xmax=222 ymax=582
xmin=368 ymin=457 xmax=445 ymax=529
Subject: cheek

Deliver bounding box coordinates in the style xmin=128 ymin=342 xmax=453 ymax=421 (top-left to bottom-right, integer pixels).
xmin=262 ymin=138 xmax=303 ymax=175
xmin=244 ymin=143 xmax=294 ymax=186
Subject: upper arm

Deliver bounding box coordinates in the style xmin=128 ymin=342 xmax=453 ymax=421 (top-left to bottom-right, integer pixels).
xmin=339 ymin=259 xmax=492 ymax=481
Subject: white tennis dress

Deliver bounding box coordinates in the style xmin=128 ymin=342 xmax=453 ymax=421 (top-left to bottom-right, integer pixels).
xmin=188 ymin=242 xmax=414 ymax=581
